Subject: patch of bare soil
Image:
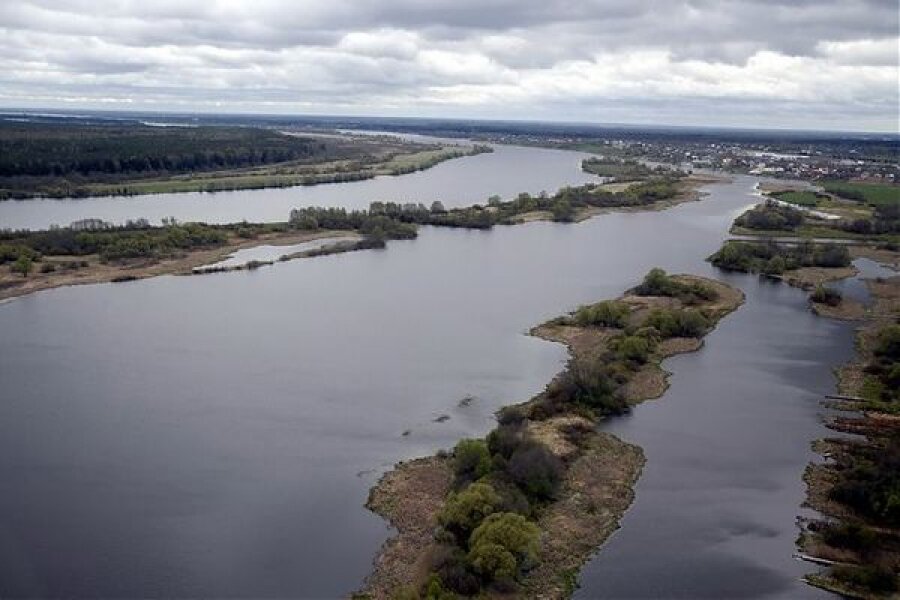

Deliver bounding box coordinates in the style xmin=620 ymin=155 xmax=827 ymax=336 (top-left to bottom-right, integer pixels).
xmin=811 ymin=299 xmax=867 ymax=321
xmin=783 ymin=266 xmax=859 ymax=289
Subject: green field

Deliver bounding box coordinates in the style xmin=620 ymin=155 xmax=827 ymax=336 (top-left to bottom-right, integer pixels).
xmin=771 ymin=190 xmax=822 ymax=207
xmin=822 ymin=181 xmax=900 ymax=207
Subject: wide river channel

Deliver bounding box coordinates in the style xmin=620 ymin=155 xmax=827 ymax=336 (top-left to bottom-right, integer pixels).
xmin=0 ymin=143 xmax=857 ymax=598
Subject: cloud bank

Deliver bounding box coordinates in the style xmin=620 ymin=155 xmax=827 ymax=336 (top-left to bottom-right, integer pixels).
xmin=0 ymin=0 xmax=897 ymax=131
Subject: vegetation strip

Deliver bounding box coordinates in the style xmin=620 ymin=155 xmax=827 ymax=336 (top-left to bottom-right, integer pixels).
xmin=357 ymin=270 xmax=743 ymax=599
xmin=0 ymin=121 xmax=490 ymax=199
xmin=0 ymin=175 xmax=712 ymax=301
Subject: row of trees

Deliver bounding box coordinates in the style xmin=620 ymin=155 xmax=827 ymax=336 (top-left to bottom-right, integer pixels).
xmin=709 ymin=240 xmax=851 ymax=275
xmin=0 ymin=123 xmax=326 ymax=178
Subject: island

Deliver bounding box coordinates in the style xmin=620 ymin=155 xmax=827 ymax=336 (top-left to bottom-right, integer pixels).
xmin=356 ymin=269 xmax=743 ymax=598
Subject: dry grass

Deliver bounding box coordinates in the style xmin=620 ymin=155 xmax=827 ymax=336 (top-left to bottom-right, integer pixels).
xmin=361 ymin=456 xmax=453 ymax=599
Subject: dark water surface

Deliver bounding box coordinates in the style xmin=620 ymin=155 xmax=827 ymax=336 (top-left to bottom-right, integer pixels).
xmin=0 ymin=143 xmax=597 ymax=230
xmin=0 ymin=176 xmax=848 ymax=598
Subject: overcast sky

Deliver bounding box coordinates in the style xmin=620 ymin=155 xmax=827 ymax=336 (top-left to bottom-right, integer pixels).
xmin=1 ymin=0 xmax=898 ymax=131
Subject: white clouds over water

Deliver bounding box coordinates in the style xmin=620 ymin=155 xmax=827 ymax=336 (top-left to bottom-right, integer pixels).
xmin=0 ymin=0 xmax=897 ymax=130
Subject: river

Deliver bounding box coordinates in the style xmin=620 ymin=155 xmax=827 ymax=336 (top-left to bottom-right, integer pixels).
xmin=0 ymin=142 xmax=598 ymax=231
xmin=0 ymin=158 xmax=852 ymax=598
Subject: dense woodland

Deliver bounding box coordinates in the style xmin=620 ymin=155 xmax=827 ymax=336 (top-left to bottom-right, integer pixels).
xmin=0 ymin=122 xmax=351 ymax=198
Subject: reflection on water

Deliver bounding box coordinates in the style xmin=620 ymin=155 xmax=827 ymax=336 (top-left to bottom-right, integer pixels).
xmin=0 ymin=176 xmax=854 ymax=598
xmin=197 ymin=237 xmax=353 ymax=270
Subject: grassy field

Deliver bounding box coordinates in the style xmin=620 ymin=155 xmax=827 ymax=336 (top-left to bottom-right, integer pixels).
xmin=771 ymin=190 xmax=822 ymax=207
xmin=821 ymin=180 xmax=900 ymax=207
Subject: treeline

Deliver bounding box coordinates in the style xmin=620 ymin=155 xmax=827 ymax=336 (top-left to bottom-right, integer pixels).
xmin=709 ymin=240 xmax=851 ymax=275
xmin=581 ymin=157 xmax=655 ymax=180
xmin=289 ymin=177 xmax=685 ymax=241
xmin=0 ymin=123 xmax=325 ymax=178
xmin=405 ymin=270 xmax=723 ymax=598
xmin=0 ymin=221 xmax=233 ymax=264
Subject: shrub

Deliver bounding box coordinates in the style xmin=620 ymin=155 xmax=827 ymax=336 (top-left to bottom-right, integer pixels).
xmin=439 ymin=482 xmax=502 ymax=540
xmin=874 ymin=325 xmax=900 ymax=361
xmin=811 ymin=285 xmax=843 ymax=307
xmin=633 ymin=268 xmax=717 ymax=303
xmin=468 ymin=513 xmax=540 ymax=582
xmin=487 ymin=423 xmax=527 ymax=461
xmin=611 ymin=334 xmax=653 ymax=364
xmin=574 ymin=300 xmax=630 ymax=328
xmin=507 ymin=443 xmax=564 ymax=501
xmin=453 ymin=439 xmax=492 ymax=481
xmin=644 ymin=308 xmax=709 ymax=338
xmin=831 ymin=564 xmax=897 ymax=594
xmin=817 ymin=522 xmax=877 ymax=552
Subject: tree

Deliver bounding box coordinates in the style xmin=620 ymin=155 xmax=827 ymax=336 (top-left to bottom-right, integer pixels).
xmin=551 ymin=198 xmax=575 ymax=222
xmin=430 ymin=201 xmax=447 ymax=214
xmin=507 ymin=443 xmax=564 ymax=500
xmin=12 ymin=255 xmax=33 ymax=278
xmin=439 ymin=482 xmax=502 ymax=539
xmin=467 ymin=512 xmax=540 ymax=581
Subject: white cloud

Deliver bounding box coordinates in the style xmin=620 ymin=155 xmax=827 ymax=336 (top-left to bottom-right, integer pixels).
xmin=0 ymin=0 xmax=897 ymax=130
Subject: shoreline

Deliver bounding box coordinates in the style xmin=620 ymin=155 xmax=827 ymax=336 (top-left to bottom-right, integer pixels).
xmin=711 ymin=224 xmax=900 ymax=596
xmin=358 ymin=274 xmax=744 ymax=598
xmin=0 ymin=229 xmax=359 ymax=302
xmin=0 ymin=174 xmax=726 ymax=303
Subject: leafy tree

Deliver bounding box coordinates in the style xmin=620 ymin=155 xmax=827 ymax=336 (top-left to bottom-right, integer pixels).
xmin=11 ymin=254 xmax=32 ymax=277
xmin=467 ymin=513 xmax=540 ymax=581
xmin=439 ymin=482 xmax=502 ymax=540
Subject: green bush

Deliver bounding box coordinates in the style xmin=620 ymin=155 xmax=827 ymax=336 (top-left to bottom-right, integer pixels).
xmin=644 ymin=308 xmax=709 ymax=338
xmin=811 ymin=285 xmax=843 ymax=307
xmin=633 ymin=268 xmax=717 ymax=303
xmin=453 ymin=439 xmax=492 ymax=481
xmin=467 ymin=513 xmax=540 ymax=582
xmin=439 ymin=482 xmax=502 ymax=540
xmin=574 ymin=300 xmax=630 ymax=328
xmin=874 ymin=325 xmax=900 ymax=361
xmin=612 ymin=335 xmax=653 ymax=363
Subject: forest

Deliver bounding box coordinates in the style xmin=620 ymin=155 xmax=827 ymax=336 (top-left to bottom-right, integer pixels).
xmin=0 ymin=122 xmax=345 ymax=198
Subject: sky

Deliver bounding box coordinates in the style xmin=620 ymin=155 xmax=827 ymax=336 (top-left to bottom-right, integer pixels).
xmin=1 ymin=0 xmax=898 ymax=132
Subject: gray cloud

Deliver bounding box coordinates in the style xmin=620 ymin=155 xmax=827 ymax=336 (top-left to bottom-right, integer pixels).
xmin=0 ymin=0 xmax=897 ymax=130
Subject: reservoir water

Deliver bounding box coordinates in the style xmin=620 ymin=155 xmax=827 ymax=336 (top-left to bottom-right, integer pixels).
xmin=0 ymin=168 xmax=853 ymax=597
